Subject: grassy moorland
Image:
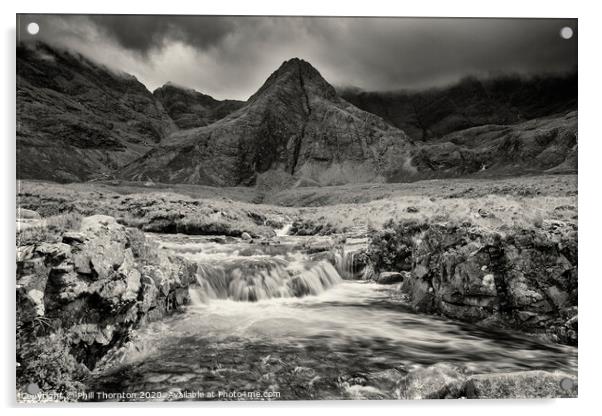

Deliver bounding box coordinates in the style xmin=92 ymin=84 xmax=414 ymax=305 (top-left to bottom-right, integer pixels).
xmin=283 ymin=175 xmax=577 ymax=236
xmin=17 ymin=174 xmax=577 ymax=239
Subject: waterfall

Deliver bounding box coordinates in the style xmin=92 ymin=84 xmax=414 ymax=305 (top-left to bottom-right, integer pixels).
xmin=275 ymin=223 xmax=292 ymax=236
xmin=334 ymin=249 xmax=356 ymax=280
xmin=188 ymin=254 xmax=342 ymax=304
xmin=334 ymin=249 xmax=370 ymax=280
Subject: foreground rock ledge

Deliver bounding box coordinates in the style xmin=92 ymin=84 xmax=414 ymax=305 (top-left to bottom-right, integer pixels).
xmin=398 ymin=364 xmax=577 ymax=399
xmin=368 ymin=221 xmax=578 ymax=345
xmin=17 ymin=215 xmax=198 ymax=392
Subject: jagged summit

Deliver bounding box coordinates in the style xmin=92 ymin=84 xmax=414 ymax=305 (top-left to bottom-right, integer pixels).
xmin=248 ymin=57 xmax=336 ymax=104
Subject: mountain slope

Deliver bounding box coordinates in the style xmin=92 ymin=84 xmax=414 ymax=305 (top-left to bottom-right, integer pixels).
xmin=403 ymin=111 xmax=577 ymax=181
xmin=120 ymin=58 xmax=417 ymax=186
xmin=153 ymin=83 xmax=244 ymax=129
xmin=340 ymin=72 xmax=577 ymax=141
xmin=17 ymin=43 xmax=577 ymax=186
xmin=17 ymin=42 xmax=175 ymax=182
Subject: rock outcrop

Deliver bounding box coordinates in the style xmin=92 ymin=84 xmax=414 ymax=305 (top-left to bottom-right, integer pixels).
xmin=369 ymin=221 xmax=578 ymax=345
xmin=405 ymin=111 xmax=578 ymax=180
xmin=16 ymin=215 xmax=197 ymax=383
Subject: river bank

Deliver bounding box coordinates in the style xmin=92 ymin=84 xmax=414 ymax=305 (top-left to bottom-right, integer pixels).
xmin=16 ymin=175 xmax=578 ymax=400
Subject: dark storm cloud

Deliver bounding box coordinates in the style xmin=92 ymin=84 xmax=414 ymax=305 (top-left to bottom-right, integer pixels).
xmin=87 ymin=15 xmax=235 ymax=54
xmin=17 ymin=15 xmax=577 ymax=100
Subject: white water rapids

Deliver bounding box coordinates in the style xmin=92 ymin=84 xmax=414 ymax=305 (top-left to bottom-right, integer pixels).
xmin=90 ymin=232 xmax=577 ymax=400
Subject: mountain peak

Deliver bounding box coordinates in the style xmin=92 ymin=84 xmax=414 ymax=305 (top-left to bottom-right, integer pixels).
xmin=248 ymin=58 xmax=337 ymax=103
xmin=278 ymin=57 xmax=312 ymax=70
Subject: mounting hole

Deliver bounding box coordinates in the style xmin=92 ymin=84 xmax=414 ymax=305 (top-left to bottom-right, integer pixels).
xmin=560 ymin=378 xmax=574 ymax=391
xmin=560 ymin=26 xmax=573 ymax=40
xmin=27 ymin=22 xmax=39 ymax=35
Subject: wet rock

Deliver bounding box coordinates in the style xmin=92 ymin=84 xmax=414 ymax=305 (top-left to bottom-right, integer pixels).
xmin=375 ymin=271 xmax=405 ymax=285
xmin=339 ymin=373 xmax=368 ymax=386
xmin=377 ymin=221 xmax=578 ymax=345
xmin=17 ymin=214 xmax=198 ymax=377
xmin=465 ymin=371 xmax=577 ymax=399
xmin=367 ymin=368 xmax=405 ymax=392
xmin=310 ymin=251 xmax=335 ymax=264
xmin=398 ymin=364 xmax=466 ymax=399
xmin=35 ymin=242 xmax=72 ymax=265
xmin=305 ymin=237 xmax=336 ymax=254
xmin=401 ymin=275 xmax=435 ymax=313
xmin=62 ymin=232 xmax=85 ymax=244
xmin=358 ymin=263 xmax=375 ymax=280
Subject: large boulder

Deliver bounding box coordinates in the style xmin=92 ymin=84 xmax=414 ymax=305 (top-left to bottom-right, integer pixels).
xmin=16 ymin=215 xmax=197 ymax=373
xmin=375 ymin=271 xmax=405 ymax=285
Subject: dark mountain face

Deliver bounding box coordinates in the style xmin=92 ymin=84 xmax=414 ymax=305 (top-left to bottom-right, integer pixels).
xmin=120 ymin=58 xmax=416 ymax=186
xmin=340 ymin=72 xmax=577 ymax=141
xmin=402 ymin=111 xmax=577 ymax=181
xmin=17 ymin=42 xmax=175 ymax=182
xmin=153 ymin=83 xmax=244 ymax=129
xmin=16 ymin=42 xmax=577 ymax=186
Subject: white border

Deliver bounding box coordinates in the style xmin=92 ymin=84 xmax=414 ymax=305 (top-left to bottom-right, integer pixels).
xmin=2 ymin=1 xmax=600 ymax=415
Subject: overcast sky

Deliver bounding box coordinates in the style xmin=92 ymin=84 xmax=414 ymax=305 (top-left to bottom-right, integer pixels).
xmin=18 ymin=15 xmax=577 ymax=100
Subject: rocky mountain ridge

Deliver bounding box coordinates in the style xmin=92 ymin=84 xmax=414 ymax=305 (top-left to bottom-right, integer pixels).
xmin=340 ymin=72 xmax=577 ymax=141
xmin=120 ymin=58 xmax=417 ymax=186
xmin=17 ymin=42 xmax=578 ymax=186
xmin=153 ymin=83 xmax=244 ymax=129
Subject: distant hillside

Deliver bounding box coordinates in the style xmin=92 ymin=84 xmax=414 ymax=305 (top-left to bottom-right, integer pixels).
xmin=17 ymin=42 xmax=175 ymax=182
xmin=340 ymin=72 xmax=577 ymax=141
xmin=405 ymin=111 xmax=577 ymax=181
xmin=153 ymin=83 xmax=244 ymax=129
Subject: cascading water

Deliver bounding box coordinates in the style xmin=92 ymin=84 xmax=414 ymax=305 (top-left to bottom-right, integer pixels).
xmin=333 ymin=236 xmax=370 ymax=280
xmin=275 ymin=222 xmax=292 ymax=237
xmin=159 ymin=234 xmax=343 ymax=303
xmin=191 ymin=255 xmax=342 ymax=302
xmin=89 ymin=232 xmax=577 ymax=401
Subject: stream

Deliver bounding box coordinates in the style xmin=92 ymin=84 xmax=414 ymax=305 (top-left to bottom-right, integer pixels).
xmin=90 ymin=232 xmax=578 ymax=401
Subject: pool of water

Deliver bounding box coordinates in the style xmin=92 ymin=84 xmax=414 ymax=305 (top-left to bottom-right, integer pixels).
xmin=89 ymin=233 xmax=577 ymax=401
